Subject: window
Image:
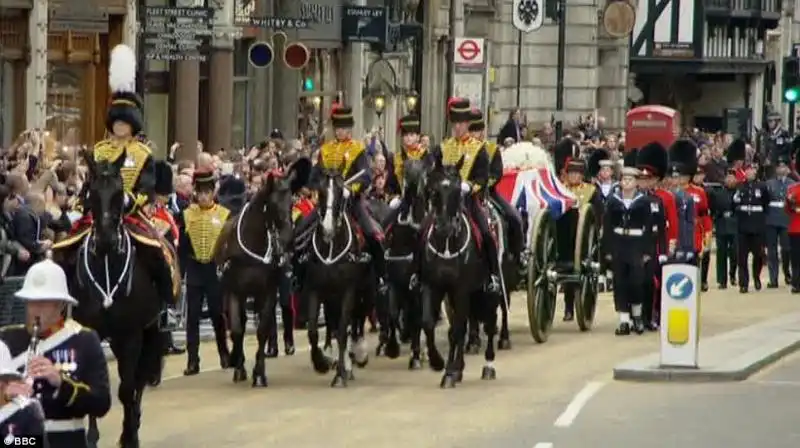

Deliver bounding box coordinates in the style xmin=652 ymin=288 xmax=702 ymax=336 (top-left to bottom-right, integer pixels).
xmin=234 ymin=38 xmax=255 ymax=77
xmin=232 ymin=80 xmax=249 ymax=149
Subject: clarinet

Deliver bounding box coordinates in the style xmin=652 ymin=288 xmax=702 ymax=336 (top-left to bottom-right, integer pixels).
xmin=22 ymin=317 xmax=42 ymax=388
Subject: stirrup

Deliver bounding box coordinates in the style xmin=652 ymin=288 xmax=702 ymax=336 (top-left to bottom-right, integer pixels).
xmin=486 ymin=275 xmax=501 ymax=293
xmin=409 ymin=273 xmax=418 ymax=291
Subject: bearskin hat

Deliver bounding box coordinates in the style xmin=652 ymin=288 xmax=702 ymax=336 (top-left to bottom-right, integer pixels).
xmin=106 ymin=45 xmax=143 ymax=136
xmin=726 ymin=138 xmax=747 ymax=164
xmin=154 ymin=161 xmax=173 ymax=196
xmin=553 ymin=139 xmax=582 ymax=174
xmin=636 ymin=142 xmax=669 ymax=180
xmin=468 ymin=108 xmax=485 ymax=132
xmin=587 ymin=149 xmax=611 ymax=177
xmin=331 ymin=104 xmax=355 ymax=129
xmin=669 ymin=139 xmax=698 ymax=176
xmin=447 ymin=97 xmax=472 ymax=123
xmin=623 ymin=149 xmax=639 ymax=168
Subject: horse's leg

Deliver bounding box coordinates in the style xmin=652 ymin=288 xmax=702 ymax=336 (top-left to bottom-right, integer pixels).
xmin=111 ymin=336 xmax=143 ymax=448
xmin=441 ymin=291 xmax=468 ymax=388
xmin=383 ymin=283 xmax=401 ymax=359
xmin=350 ymin=284 xmax=370 ymax=367
xmin=253 ymin=287 xmax=277 ymax=387
xmin=481 ymin=291 xmax=499 ymax=380
xmin=421 ymin=285 xmax=445 ymax=372
xmin=228 ymin=294 xmax=248 ymax=382
xmin=498 ymin=289 xmax=512 ymax=350
xmin=279 ymin=268 xmax=296 ymax=355
xmin=130 ymin=325 xmax=161 ymax=440
xmin=407 ymin=288 xmax=423 ymax=370
xmin=87 ymin=417 xmax=100 ymax=448
xmin=308 ymin=291 xmax=331 ymax=373
xmin=332 ymin=290 xmax=355 ymax=387
xmin=465 ymin=314 xmax=482 ymax=355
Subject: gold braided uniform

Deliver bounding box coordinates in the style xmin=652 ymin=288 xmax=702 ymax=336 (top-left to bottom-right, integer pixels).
xmin=439 ymin=137 xmax=486 ymax=193
xmin=182 ymin=204 xmax=230 ymax=264
xmin=317 ymin=139 xmax=368 ymax=194
xmin=392 ymin=144 xmax=428 ymax=188
xmin=93 ymin=138 xmax=153 ymax=209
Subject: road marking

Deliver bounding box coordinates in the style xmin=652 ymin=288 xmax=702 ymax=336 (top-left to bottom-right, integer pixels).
xmin=752 ymin=380 xmax=800 ymax=387
xmin=553 ymin=381 xmax=605 ymax=428
xmin=533 ymin=443 xmax=553 ymax=448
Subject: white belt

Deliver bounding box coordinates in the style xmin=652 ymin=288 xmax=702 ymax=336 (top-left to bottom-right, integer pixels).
xmin=45 ymin=418 xmax=84 ymax=432
xmin=769 ymin=201 xmax=785 ymax=208
xmin=652 ymin=225 xmax=659 ymax=232
xmin=738 ymin=205 xmax=763 ymax=212
xmin=613 ymin=227 xmax=644 ymax=236
xmin=723 ymin=211 xmax=732 ymax=217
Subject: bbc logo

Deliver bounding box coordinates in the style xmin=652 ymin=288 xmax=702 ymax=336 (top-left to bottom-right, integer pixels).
xmin=3 ymin=436 xmax=43 ymax=446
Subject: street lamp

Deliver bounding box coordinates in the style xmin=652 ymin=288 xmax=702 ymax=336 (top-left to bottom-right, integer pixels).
xmin=374 ymin=95 xmax=386 ymax=117
xmin=311 ymin=96 xmax=322 ymax=109
xmin=405 ymin=91 xmax=418 ymax=112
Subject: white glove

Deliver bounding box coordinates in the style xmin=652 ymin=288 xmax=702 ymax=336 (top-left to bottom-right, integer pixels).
xmin=342 ymin=188 xmax=351 ymax=199
xmin=123 ymin=193 xmax=131 ymax=207
xmin=460 ymin=182 xmax=471 ymax=195
xmin=389 ymin=198 xmax=401 ymax=209
xmin=658 ymin=255 xmax=668 ymax=264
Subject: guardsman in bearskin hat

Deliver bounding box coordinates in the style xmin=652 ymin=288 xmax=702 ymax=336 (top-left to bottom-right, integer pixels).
xmin=679 ymin=141 xmax=712 ymax=277
xmin=667 ymin=140 xmax=700 ymax=258
xmin=727 ymin=138 xmax=748 ymax=183
xmin=603 ymin=152 xmax=655 ymax=335
xmin=764 ymin=154 xmax=794 ymax=288
xmin=426 ymin=98 xmax=501 ymax=292
xmin=553 ymin=138 xmax=602 ymax=321
xmin=468 ymin=107 xmax=526 ymax=270
xmin=178 ymin=171 xmax=231 ymax=375
xmin=386 ymin=113 xmax=427 ymax=205
xmin=784 ymin=152 xmax=800 ymax=293
xmin=636 ymin=142 xmax=674 ymax=330
xmin=295 ymin=104 xmax=389 ymax=292
xmin=733 ymin=155 xmax=771 ymax=293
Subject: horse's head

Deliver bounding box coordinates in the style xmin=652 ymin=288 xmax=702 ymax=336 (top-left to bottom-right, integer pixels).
xmin=428 ymin=154 xmax=464 ymax=238
xmin=399 ymin=147 xmax=429 ymax=207
xmin=83 ymin=150 xmax=125 ymax=254
xmin=315 ymin=166 xmax=347 ymax=240
xmin=252 ymin=158 xmax=312 ymax=248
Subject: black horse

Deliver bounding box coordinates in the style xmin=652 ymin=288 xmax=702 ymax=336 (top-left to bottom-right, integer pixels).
xmin=216 ymin=160 xmax=310 ymax=387
xmin=420 ymin=156 xmax=500 ymax=388
xmin=53 ymin=152 xmax=166 ymax=448
xmin=381 ymin=148 xmax=430 ymax=369
xmin=305 ymin=167 xmax=372 ymax=387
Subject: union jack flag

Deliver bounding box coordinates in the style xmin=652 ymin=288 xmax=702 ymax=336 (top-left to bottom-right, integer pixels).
xmin=495 ymin=168 xmax=577 ymax=242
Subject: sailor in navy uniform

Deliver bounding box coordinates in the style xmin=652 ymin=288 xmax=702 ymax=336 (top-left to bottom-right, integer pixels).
xmin=587 ymin=148 xmax=617 ymax=292
xmin=0 ymin=259 xmax=111 ymax=448
xmin=0 ymin=340 xmax=44 ymax=441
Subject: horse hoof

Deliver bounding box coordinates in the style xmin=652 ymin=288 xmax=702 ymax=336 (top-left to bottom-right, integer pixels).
xmin=374 ymin=343 xmax=385 ymax=357
xmin=251 ymin=371 xmax=268 ymax=388
xmin=481 ymin=365 xmax=497 ymax=380
xmin=454 ymin=371 xmax=464 ymax=383
xmin=439 ymin=374 xmax=457 ymax=389
xmin=285 ymin=345 xmax=296 ymax=356
xmin=265 ymin=347 xmax=279 ymax=359
xmin=408 ymin=357 xmax=422 ymax=370
xmin=466 ymin=344 xmax=481 ymax=356
xmin=498 ymin=338 xmax=512 ymax=350
xmin=118 ymin=437 xmax=140 ymax=448
xmin=232 ymin=367 xmax=248 ymax=383
xmin=385 ymin=340 xmax=401 ymax=359
xmin=428 ymin=352 xmax=445 ymax=372
xmin=330 ymin=374 xmax=348 ymax=388
xmin=311 ymin=350 xmax=332 ymax=374
xmin=348 ymin=370 xmax=356 ymax=380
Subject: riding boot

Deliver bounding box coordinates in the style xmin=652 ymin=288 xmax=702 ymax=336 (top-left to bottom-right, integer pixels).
xmin=212 ymin=318 xmax=230 ymax=368
xmin=483 ymin=237 xmax=502 ymax=294
xmin=368 ymin=238 xmax=389 ymax=294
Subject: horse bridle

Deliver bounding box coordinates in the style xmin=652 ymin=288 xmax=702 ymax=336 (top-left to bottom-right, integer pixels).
xmin=82 ymin=222 xmax=133 ymax=309
xmin=236 ymin=201 xmax=277 ymax=264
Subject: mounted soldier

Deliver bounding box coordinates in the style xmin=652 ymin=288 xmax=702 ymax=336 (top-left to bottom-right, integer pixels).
xmin=387 ymin=113 xmax=428 ymax=207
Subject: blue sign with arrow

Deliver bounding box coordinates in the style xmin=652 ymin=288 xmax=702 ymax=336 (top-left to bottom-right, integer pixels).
xmin=341 ymin=6 xmax=387 ymax=44
xmin=665 ymin=272 xmax=694 ymax=300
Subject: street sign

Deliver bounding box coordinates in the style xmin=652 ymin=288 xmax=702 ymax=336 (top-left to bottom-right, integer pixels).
xmin=660 ymin=263 xmax=700 ymax=368
xmin=453 ymin=38 xmax=484 ymax=65
xmin=248 ymin=42 xmax=274 ymax=68
xmin=238 ymin=16 xmax=309 ymax=29
xmin=341 ymin=6 xmax=388 ymax=44
xmin=142 ymin=6 xmax=213 ymax=62
xmin=512 ymin=0 xmax=543 ymax=33
xmin=49 ymin=0 xmax=109 ymax=33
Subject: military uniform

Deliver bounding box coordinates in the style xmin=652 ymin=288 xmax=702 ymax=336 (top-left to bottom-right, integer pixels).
xmin=0 ymin=341 xmax=44 ymax=440
xmin=733 ymin=170 xmax=770 ymax=292
xmin=0 ymin=260 xmax=111 ymax=448
xmin=709 ymin=177 xmax=738 ymax=288
xmin=386 ymin=114 xmax=429 ymax=222
xmin=785 ymin=162 xmax=800 ymax=292
xmin=667 ymin=140 xmax=699 ymax=258
xmin=428 ymin=98 xmax=500 ymax=292
xmin=178 ymin=171 xmax=230 ymax=375
xmin=588 ymin=148 xmax=618 ymax=292
xmin=764 ymin=157 xmax=793 ymax=287
xmin=761 ymin=111 xmax=791 ymax=169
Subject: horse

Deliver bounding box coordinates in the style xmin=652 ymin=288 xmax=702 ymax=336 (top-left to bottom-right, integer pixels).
xmin=52 ymin=151 xmax=167 ymax=448
xmin=214 ymin=160 xmax=310 ymax=387
xmin=305 ymin=166 xmax=372 ymax=387
xmin=381 ymin=148 xmax=430 ymax=369
xmin=420 ymin=155 xmax=500 ymax=388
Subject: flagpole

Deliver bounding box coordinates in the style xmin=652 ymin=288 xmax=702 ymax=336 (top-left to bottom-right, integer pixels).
xmin=555 ymin=0 xmax=566 ymax=141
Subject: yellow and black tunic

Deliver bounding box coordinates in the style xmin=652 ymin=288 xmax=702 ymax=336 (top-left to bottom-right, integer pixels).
xmin=93 ymin=138 xmax=156 ymax=210
xmin=180 ymin=204 xmax=230 ymax=267
xmin=314 ymin=139 xmax=370 ymax=194
xmin=430 ymin=136 xmax=490 ymax=194
xmin=388 ymin=144 xmax=429 ymax=197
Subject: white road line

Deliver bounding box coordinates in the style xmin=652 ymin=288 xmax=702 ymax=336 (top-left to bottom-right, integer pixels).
xmin=553 ymin=381 xmax=605 ymax=428
xmin=533 ymin=443 xmax=553 ymax=448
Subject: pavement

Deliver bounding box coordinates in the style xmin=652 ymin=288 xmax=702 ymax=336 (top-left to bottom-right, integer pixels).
xmin=89 ymin=284 xmax=800 ymax=448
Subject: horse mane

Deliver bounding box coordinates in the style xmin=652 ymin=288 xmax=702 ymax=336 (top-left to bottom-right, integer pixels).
xmin=503 ymin=142 xmax=553 ymax=171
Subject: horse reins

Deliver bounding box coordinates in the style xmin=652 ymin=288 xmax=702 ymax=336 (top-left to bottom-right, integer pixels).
xmin=82 ymin=227 xmax=132 ymax=308
xmin=235 ymin=201 xmax=275 ymax=264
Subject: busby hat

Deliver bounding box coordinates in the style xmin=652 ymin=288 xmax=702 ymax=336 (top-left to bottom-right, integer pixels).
xmin=106 ymin=45 xmax=143 ymax=136
xmin=726 ymin=138 xmax=747 ymax=164
xmin=623 ymin=149 xmax=639 ymax=168
xmin=398 ymin=114 xmax=421 ymax=135
xmin=331 ymin=105 xmax=355 ymax=129
xmin=767 ymin=111 xmax=782 ymax=120
xmin=636 ymin=142 xmax=669 ymax=180
xmin=587 ymin=149 xmax=611 ymax=177
xmin=553 ymin=139 xmax=582 ymax=174
xmin=447 ymin=97 xmax=472 ymax=123
xmin=468 ymin=108 xmax=485 ymax=132
xmin=193 ymin=170 xmax=216 ymax=192
xmin=669 ymin=139 xmax=698 ymax=176
xmin=154 ymin=161 xmax=173 ymax=196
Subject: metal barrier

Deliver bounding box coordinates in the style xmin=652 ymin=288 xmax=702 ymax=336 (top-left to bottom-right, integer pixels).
xmin=0 ymin=277 xmax=26 ymax=326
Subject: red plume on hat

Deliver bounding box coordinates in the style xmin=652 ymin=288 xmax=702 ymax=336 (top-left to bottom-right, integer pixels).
xmin=330 ymin=103 xmax=342 ymax=116
xmin=447 ymin=97 xmax=463 ymax=108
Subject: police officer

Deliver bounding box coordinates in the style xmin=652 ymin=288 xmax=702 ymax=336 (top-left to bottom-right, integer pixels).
xmin=760 ymin=111 xmax=791 ymax=168
xmin=0 ymin=260 xmax=111 ymax=447
xmin=709 ymin=169 xmax=739 ymax=289
xmin=0 ymin=340 xmax=45 ymax=440
xmin=765 ymin=155 xmax=793 ymax=287
xmin=733 ymin=163 xmax=771 ymax=293
xmin=179 ymin=171 xmax=231 ymax=375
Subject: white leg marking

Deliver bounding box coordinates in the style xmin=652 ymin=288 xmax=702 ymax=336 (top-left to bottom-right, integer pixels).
xmin=352 ymin=337 xmax=368 ymax=364
xmin=343 ymin=337 xmax=353 ymax=372
xmin=553 ymin=381 xmax=605 ymax=428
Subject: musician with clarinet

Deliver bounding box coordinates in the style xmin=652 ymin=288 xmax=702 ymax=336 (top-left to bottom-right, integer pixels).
xmin=0 ymin=259 xmax=111 ymax=447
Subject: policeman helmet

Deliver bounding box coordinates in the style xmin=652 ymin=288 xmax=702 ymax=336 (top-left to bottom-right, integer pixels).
xmin=15 ymin=259 xmax=78 ymax=306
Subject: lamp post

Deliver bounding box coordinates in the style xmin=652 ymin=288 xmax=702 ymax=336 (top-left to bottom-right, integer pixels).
xmin=311 ymin=96 xmax=322 ymax=110
xmin=405 ymin=91 xmax=418 ymax=113
xmin=374 ymin=95 xmax=386 ymax=118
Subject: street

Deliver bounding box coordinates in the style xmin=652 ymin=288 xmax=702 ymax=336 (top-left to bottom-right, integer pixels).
xmin=94 ymin=287 xmax=799 ymax=447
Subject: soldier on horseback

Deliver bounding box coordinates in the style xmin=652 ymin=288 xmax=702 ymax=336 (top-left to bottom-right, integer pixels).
xmin=468 ymin=107 xmax=525 ymax=271
xmin=386 ymin=114 xmax=428 ymax=213
xmin=295 ymin=104 xmax=388 ymax=291
xmin=427 ymin=98 xmax=500 ymax=293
